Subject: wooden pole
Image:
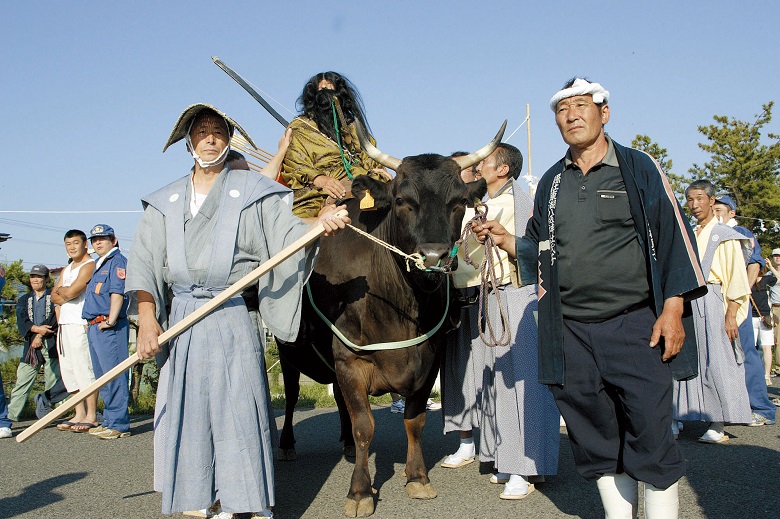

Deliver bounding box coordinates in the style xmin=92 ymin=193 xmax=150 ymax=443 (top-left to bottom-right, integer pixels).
xmin=16 ymin=212 xmax=345 ymax=443
xmin=526 ymin=103 xmax=533 ymax=194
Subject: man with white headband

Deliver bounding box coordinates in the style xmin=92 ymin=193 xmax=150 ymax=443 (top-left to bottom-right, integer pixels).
xmin=477 ymin=78 xmax=707 ymax=517
xmin=126 ymin=103 xmax=349 ymax=518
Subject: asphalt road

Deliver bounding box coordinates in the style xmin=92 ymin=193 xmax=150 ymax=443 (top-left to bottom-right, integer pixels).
xmin=1 ymin=393 xmax=779 ymax=519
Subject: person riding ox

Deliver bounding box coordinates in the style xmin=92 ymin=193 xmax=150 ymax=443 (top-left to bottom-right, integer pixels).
xmin=282 ymin=71 xmax=390 ymax=219
xmin=278 ymin=119 xmax=506 ymax=517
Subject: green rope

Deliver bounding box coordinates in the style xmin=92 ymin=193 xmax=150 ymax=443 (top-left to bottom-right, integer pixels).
xmin=331 ymin=100 xmax=354 ymax=180
xmin=307 ymin=282 xmax=450 ymax=351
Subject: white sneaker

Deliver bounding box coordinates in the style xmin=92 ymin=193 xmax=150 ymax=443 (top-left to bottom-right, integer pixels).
xmin=0 ymin=427 xmax=12 ymax=439
xmin=390 ymin=400 xmax=405 ymax=413
xmin=426 ymin=399 xmax=441 ymax=411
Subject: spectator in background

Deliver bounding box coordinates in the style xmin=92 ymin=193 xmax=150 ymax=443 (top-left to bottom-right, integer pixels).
xmin=765 ymin=248 xmax=780 ymax=377
xmin=751 ymin=265 xmax=775 ymax=385
xmin=676 ymin=180 xmax=754 ymax=440
xmin=0 ymin=371 xmax=11 ymax=438
xmin=712 ymin=195 xmax=776 ymax=426
xmin=451 ymin=151 xmax=481 ymax=182
xmin=7 ymin=264 xmax=66 ymax=421
xmin=82 ymin=224 xmax=130 ymax=439
xmin=51 ymin=229 xmax=97 ymax=432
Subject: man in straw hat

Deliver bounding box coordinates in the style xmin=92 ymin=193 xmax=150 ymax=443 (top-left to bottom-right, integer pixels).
xmin=126 ymin=103 xmax=348 ymax=518
xmin=476 ymin=78 xmax=707 ymax=517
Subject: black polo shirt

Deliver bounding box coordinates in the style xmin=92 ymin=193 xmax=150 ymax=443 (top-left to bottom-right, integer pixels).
xmin=555 ymin=137 xmax=649 ymax=322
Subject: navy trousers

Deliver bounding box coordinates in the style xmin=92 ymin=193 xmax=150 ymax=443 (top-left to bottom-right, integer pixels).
xmin=550 ymin=306 xmax=685 ymax=489
xmin=87 ymin=318 xmax=130 ymax=432
xmin=738 ymin=317 xmax=775 ymax=420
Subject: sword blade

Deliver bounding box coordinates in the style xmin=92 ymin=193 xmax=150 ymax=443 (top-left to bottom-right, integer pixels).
xmin=212 ymin=56 xmax=290 ymax=127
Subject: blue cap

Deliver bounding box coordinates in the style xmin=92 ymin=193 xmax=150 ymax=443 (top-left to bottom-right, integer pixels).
xmin=88 ymin=224 xmax=115 ymax=239
xmin=714 ymin=194 xmax=736 ymax=211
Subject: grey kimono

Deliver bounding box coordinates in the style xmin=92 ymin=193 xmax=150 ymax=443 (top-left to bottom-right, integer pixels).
xmin=126 ymin=166 xmax=317 ymax=514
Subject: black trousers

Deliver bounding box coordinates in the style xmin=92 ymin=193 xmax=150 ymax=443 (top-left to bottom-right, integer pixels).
xmin=550 ymin=306 xmax=685 ymax=489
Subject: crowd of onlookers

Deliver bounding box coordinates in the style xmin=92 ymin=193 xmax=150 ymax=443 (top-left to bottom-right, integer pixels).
xmin=1 ymin=224 xmax=130 ymax=440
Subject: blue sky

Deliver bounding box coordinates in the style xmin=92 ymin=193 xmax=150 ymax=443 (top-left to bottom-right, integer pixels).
xmin=1 ymin=1 xmax=778 ymax=268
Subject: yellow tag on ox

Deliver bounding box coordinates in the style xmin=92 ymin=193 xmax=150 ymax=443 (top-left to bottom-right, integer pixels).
xmin=360 ymin=190 xmax=376 ymax=210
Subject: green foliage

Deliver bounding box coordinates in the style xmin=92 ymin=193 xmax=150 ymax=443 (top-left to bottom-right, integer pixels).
xmin=689 ymin=102 xmax=780 ymax=250
xmin=632 ymin=134 xmax=689 ymax=203
xmin=0 ymin=260 xmax=26 ymax=352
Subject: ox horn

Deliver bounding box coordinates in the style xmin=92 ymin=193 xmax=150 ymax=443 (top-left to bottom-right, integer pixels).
xmin=452 ymin=120 xmax=508 ymax=170
xmin=355 ymin=119 xmax=402 ymax=171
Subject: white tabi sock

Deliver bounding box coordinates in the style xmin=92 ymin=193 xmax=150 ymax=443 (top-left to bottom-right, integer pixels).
xmin=644 ymin=481 xmax=679 ymax=519
xmin=596 ymin=473 xmax=638 ymax=519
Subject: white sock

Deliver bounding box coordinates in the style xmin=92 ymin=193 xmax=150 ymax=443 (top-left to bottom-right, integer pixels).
xmin=644 ymin=481 xmax=678 ymax=519
xmin=505 ymin=474 xmax=529 ymax=493
xmin=455 ymin=439 xmax=475 ymax=457
xmin=707 ymin=421 xmax=724 ymax=434
xmin=597 ymin=473 xmax=638 ymax=519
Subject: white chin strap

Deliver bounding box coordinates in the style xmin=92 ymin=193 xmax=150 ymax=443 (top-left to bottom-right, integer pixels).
xmin=185 ymin=117 xmax=231 ymax=167
xmin=549 ymin=78 xmax=610 ymax=111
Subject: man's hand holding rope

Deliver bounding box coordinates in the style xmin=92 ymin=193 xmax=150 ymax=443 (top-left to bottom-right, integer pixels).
xmin=472 ymin=220 xmax=517 ymax=259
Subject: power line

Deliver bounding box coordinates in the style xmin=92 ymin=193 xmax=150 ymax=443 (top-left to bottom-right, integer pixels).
xmin=0 ymin=210 xmax=141 ymax=214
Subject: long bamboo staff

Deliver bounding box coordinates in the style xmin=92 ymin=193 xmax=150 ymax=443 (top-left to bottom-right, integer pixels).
xmin=16 ymin=211 xmax=345 ymax=443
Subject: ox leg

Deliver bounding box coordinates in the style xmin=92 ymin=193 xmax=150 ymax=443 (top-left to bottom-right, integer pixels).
xmin=341 ymin=377 xmax=376 ymax=517
xmin=403 ymin=396 xmax=437 ymax=499
xmin=278 ymin=358 xmax=300 ymax=461
xmin=334 ymin=381 xmax=356 ymax=459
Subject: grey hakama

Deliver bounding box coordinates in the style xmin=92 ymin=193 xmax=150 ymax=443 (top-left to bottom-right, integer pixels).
xmin=477 ymin=284 xmax=560 ymax=476
xmin=476 ymin=181 xmax=559 ymax=476
xmin=674 ymin=226 xmax=751 ymax=424
xmin=442 ymin=301 xmax=482 ymax=434
xmin=126 ymin=167 xmax=316 ymax=514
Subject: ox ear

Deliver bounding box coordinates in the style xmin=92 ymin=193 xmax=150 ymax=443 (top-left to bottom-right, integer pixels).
xmin=352 ymin=175 xmax=392 ymax=212
xmin=465 ymin=179 xmax=488 ymax=207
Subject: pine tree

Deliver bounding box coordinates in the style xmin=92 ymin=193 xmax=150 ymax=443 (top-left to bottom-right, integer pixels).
xmin=631 ymin=134 xmax=688 ymax=202
xmin=0 ymin=260 xmax=26 ymax=351
xmin=689 ymin=102 xmax=780 ymax=252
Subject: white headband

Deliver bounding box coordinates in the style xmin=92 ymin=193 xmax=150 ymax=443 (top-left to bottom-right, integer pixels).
xmin=549 ymin=78 xmax=610 ymax=112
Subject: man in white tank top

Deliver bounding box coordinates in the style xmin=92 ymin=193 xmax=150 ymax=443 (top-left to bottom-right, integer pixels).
xmin=51 ymin=229 xmax=98 ymax=432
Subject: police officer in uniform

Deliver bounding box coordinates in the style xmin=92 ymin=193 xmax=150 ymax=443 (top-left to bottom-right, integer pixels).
xmin=82 ymin=224 xmax=131 ymax=439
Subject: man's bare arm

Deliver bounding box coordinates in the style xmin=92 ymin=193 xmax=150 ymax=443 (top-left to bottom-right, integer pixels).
xmin=54 ymin=262 xmax=95 ymax=301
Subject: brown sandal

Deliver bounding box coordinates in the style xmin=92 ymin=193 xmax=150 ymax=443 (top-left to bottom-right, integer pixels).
xmin=70 ymin=422 xmax=98 ymax=433
xmin=56 ymin=421 xmax=76 ymax=431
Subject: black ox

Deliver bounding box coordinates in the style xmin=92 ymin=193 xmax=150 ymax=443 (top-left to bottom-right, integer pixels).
xmin=277 ymin=121 xmax=506 ymax=517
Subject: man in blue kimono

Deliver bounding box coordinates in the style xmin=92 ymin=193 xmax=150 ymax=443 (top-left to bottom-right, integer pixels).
xmin=127 ymin=103 xmax=348 ymax=518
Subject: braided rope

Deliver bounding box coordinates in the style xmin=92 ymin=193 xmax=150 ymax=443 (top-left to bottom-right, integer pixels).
xmin=456 ymin=202 xmax=511 ymax=347
xmin=344 ymin=223 xmax=429 ymax=272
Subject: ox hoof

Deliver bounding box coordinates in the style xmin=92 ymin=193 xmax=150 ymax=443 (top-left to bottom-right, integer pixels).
xmin=343 ymin=444 xmax=356 ymax=459
xmin=344 ymin=496 xmax=374 ymax=517
xmin=277 ymin=447 xmax=297 ymax=461
xmin=405 ymin=481 xmax=438 ymax=499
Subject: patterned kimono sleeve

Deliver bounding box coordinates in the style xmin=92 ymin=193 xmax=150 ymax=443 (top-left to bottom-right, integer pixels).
xmin=15 ymin=295 xmax=34 ymax=338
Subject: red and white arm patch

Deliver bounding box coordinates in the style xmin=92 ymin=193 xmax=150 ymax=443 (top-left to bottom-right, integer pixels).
xmin=116 ymin=267 xmax=126 ymax=280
